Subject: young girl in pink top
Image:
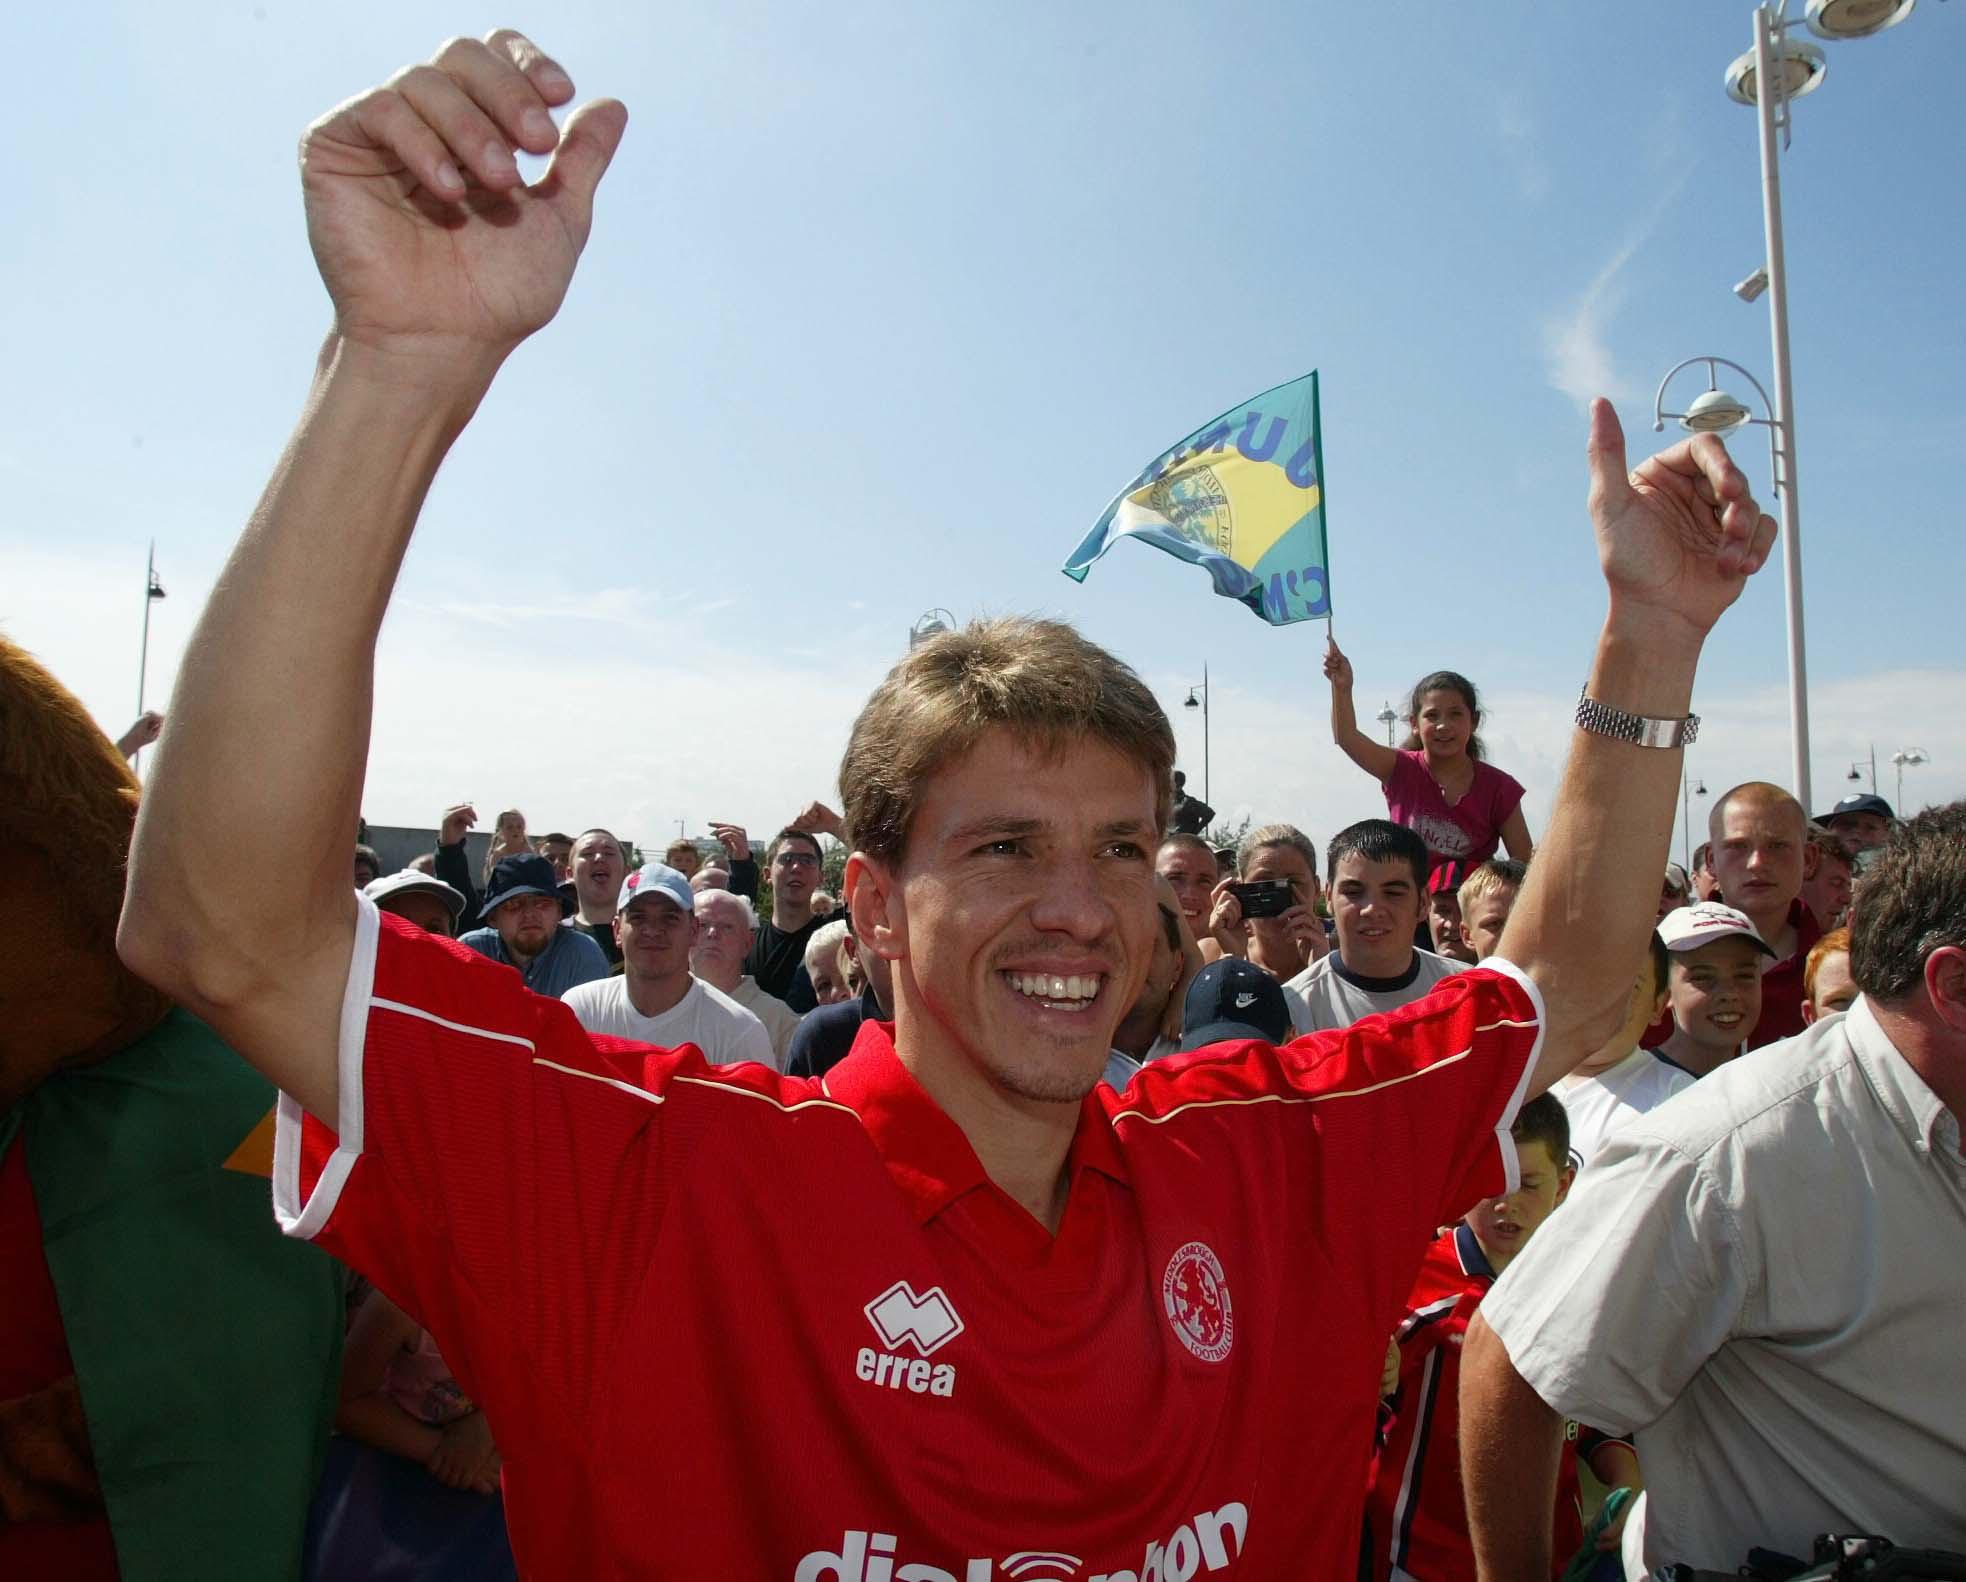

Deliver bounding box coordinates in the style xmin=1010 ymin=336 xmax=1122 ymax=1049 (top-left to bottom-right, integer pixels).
xmin=1324 ymin=639 xmax=1533 ymax=879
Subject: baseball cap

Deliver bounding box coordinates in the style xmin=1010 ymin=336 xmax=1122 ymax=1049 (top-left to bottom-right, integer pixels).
xmin=363 ymin=869 xmax=466 ymax=923
xmin=1656 ymin=901 xmax=1776 ymax=958
xmin=482 ymin=854 xmax=574 ymax=917
xmin=1816 ymin=792 xmax=1894 ymax=824
xmin=1428 ymin=858 xmax=1474 ymax=897
xmin=617 ymin=861 xmax=693 ymax=916
xmin=1178 ymin=958 xmax=1294 ymax=1052
xmin=1663 ymin=861 xmax=1690 ymax=894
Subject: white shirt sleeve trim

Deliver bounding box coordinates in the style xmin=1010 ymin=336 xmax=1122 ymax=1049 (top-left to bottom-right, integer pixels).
xmin=1471 ymin=959 xmax=1546 ymax=1195
xmin=273 ymin=892 xmax=380 ymax=1240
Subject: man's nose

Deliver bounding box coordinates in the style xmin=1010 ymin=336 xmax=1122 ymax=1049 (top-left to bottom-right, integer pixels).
xmin=1028 ymin=858 xmax=1115 ymax=940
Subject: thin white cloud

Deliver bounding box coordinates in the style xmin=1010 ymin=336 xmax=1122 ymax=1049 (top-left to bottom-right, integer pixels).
xmin=1542 ymin=174 xmax=1691 ymax=411
xmin=1495 ymin=96 xmax=1549 ymax=203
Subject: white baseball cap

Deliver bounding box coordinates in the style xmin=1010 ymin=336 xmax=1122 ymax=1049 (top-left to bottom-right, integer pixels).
xmin=1656 ymin=901 xmax=1776 ymax=957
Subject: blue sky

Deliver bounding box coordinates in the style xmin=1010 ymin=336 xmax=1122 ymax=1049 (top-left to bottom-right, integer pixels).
xmin=4 ymin=2 xmax=1960 ymax=861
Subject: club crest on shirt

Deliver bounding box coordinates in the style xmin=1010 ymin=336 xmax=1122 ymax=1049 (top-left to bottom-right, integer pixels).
xmin=1162 ymin=1241 xmax=1234 ymax=1363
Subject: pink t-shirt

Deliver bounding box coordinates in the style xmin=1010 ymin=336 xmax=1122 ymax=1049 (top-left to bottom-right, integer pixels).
xmin=1383 ymin=749 xmax=1525 ymax=873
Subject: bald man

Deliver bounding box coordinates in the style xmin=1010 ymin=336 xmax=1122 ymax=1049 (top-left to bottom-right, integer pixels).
xmin=1708 ymin=781 xmax=1823 ymax=1050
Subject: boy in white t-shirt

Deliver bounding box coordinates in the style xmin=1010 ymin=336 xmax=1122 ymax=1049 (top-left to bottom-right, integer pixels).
xmin=1554 ymin=929 xmax=1693 ymax=1167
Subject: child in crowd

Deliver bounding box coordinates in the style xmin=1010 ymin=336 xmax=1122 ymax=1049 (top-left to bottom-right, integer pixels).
xmin=1323 ymin=640 xmax=1532 ymax=883
xmin=1368 ymin=1097 xmax=1636 ymax=1580
xmin=1283 ymin=821 xmax=1463 ymax=1033
xmin=1801 ymin=925 xmax=1857 ymax=1024
xmin=1654 ymin=903 xmax=1772 ymax=1077
xmin=1553 ymin=930 xmax=1692 ymax=1167
xmin=1455 ymin=858 xmax=1527 ymax=961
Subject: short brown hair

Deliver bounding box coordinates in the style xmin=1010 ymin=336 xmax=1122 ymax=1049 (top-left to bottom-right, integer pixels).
xmin=1512 ymin=1092 xmax=1571 ymax=1169
xmin=1709 ymin=781 xmax=1806 ymax=841
xmin=1237 ymin=823 xmax=1317 ymax=876
xmin=1849 ymin=802 xmax=1966 ymax=1003
xmin=1457 ymin=857 xmax=1527 ymax=917
xmin=1803 ymin=925 xmax=1850 ymax=1006
xmin=841 ymin=617 xmax=1174 ymax=865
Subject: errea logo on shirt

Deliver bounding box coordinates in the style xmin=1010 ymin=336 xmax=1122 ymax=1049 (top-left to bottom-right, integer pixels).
xmin=855 ymin=1280 xmax=960 ymax=1398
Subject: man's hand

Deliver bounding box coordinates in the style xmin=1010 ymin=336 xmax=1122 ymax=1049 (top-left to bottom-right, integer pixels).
xmin=115 ymin=711 xmax=165 ymax=757
xmin=790 ymin=801 xmax=845 ymax=840
xmin=300 ymin=30 xmax=627 ymax=377
xmin=1380 ymin=1336 xmax=1401 ymax=1398
xmin=426 ymin=1409 xmax=495 ymax=1491
xmin=709 ymin=821 xmax=751 ymax=863
xmin=440 ymin=802 xmax=478 ymax=846
xmin=1588 ymin=399 xmax=1776 ymax=642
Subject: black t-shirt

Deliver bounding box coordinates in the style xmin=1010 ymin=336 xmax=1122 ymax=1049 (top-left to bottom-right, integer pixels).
xmin=745 ymin=914 xmax=824 ymax=1013
xmin=784 ymin=984 xmax=879 ymax=1079
xmin=569 ymin=915 xmax=622 ymax=966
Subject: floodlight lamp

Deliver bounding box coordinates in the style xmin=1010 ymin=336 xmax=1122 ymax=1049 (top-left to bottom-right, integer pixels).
xmin=1806 ymin=0 xmax=1915 ymax=39
xmin=1185 ymin=690 xmax=1200 ymax=709
xmin=1725 ymin=40 xmax=1828 ymax=104
xmin=1680 ymin=389 xmax=1754 ymax=434
xmin=1735 ymin=267 xmax=1771 ymax=303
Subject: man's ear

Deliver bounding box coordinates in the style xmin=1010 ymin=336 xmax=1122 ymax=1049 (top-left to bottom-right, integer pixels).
xmin=845 ymin=852 xmax=906 ymax=964
xmin=612 ymin=912 xmax=626 ymax=945
xmin=1925 ymin=945 xmax=1966 ymax=1034
xmin=1554 ymin=1164 xmax=1577 ymax=1206
xmin=1802 ymin=842 xmax=1822 ymax=881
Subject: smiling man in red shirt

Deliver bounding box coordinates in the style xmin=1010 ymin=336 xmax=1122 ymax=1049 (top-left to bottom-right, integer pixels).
xmin=117 ymin=29 xmax=1775 ymax=1579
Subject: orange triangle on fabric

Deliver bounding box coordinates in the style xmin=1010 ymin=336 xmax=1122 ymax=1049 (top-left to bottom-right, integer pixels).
xmin=222 ymin=1107 xmax=278 ymax=1178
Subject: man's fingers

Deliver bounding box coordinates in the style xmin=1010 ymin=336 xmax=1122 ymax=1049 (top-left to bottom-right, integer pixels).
xmin=430 ymin=35 xmax=563 ymax=157
xmin=339 ymin=87 xmax=469 ymax=197
xmin=536 ymin=99 xmax=629 ymax=237
xmin=486 ymin=28 xmax=575 ymax=106
xmin=390 ymin=64 xmax=522 ymax=190
xmin=1585 ymin=397 xmax=1630 ymax=517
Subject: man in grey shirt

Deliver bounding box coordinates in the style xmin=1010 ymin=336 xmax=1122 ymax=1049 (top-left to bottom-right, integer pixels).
xmin=458 ymin=853 xmax=610 ymax=999
xmin=1461 ymin=801 xmax=1966 ymax=1577
xmin=1284 ymin=821 xmax=1464 ymax=1033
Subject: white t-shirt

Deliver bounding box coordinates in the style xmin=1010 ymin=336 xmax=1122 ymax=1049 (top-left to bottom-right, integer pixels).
xmin=725 ymin=975 xmax=803 ymax=1072
xmin=1281 ymin=950 xmax=1467 ymax=1035
xmin=1555 ymin=1047 xmax=1696 ymax=1167
xmin=560 ymin=975 xmax=775 ymax=1069
xmin=1482 ymin=999 xmax=1966 ymax=1572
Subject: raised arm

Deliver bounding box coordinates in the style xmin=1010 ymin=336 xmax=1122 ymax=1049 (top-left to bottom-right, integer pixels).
xmin=1503 ymin=401 xmax=1774 ymax=1093
xmin=1323 ymin=638 xmax=1399 ymax=783
xmin=117 ymin=32 xmax=626 ymax=1121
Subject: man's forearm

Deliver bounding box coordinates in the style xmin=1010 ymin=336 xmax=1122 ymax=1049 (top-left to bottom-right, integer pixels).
xmin=1503 ymin=607 xmax=1700 ymax=1091
xmin=1462 ymin=1313 xmax=1564 ymax=1582
xmin=122 ymin=335 xmax=495 ymax=1114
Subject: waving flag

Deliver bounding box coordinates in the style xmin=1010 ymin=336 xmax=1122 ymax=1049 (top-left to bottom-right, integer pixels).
xmin=1063 ymin=371 xmax=1330 ymax=626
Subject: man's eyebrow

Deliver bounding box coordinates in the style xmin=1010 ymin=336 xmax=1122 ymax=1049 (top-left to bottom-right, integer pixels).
xmin=1096 ymin=817 xmax=1157 ymax=841
xmin=943 ymin=815 xmax=1046 ymax=846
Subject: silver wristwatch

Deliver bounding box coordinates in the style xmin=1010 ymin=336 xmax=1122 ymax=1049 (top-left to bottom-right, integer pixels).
xmin=1574 ymin=687 xmax=1700 ymax=749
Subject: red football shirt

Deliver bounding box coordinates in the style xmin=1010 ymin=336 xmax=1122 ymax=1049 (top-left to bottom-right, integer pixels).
xmin=275 ymin=899 xmax=1542 ymax=1579
xmin=1366 ymin=1226 xmax=1583 ymax=1582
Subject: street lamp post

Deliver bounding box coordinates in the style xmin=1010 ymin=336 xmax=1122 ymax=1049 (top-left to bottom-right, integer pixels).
xmin=1183 ymin=668 xmax=1210 ymax=808
xmin=1890 ymin=747 xmax=1929 ymax=811
xmin=1682 ymin=772 xmax=1709 ymax=871
xmin=1376 ymin=701 xmax=1397 ymax=748
xmin=135 ymin=541 xmax=167 ymax=773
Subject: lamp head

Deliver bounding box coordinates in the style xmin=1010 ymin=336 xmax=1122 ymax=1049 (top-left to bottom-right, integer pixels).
xmin=1734 ymin=267 xmax=1770 ymax=303
xmin=1806 ymin=0 xmax=1916 ymax=39
xmin=1681 ymin=388 xmax=1754 ymax=434
xmin=1725 ymin=40 xmax=1828 ymax=104
xmin=1185 ymin=690 xmax=1200 ymax=710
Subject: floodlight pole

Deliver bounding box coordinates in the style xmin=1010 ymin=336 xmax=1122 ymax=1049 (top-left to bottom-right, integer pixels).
xmin=1753 ymin=2 xmax=1813 ymax=811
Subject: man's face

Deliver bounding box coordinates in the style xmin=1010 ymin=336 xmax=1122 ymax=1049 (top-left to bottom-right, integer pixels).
xmin=1156 ymin=843 xmax=1216 ymax=933
xmin=1330 ymin=852 xmax=1422 ymax=976
xmin=771 ymin=836 xmax=822 ymax=905
xmin=381 ymin=891 xmax=454 ymax=937
xmin=1801 ymin=851 xmax=1854 ymax=930
xmin=1427 ymin=889 xmax=1474 ymax=963
xmin=1114 ymin=900 xmax=1183 ymax=1053
xmin=1668 ymin=937 xmax=1764 ymax=1055
xmin=689 ymin=893 xmax=753 ymax=982
xmin=540 ymin=839 xmax=573 ymax=881
xmin=571 ymin=833 xmax=622 ymax=909
xmin=1711 ymin=798 xmax=1805 ymax=920
xmin=1804 ymin=949 xmax=1858 ymax=1024
xmin=666 ymin=844 xmax=702 ymax=879
xmin=353 ymin=854 xmax=378 ymax=888
xmin=1459 ymin=886 xmax=1518 ymax=962
xmin=1465 ymin=1139 xmax=1573 ymax=1271
xmin=876 ymin=728 xmax=1159 ymax=1104
xmin=1657 ymin=882 xmax=1689 ymax=924
xmin=615 ymin=894 xmax=695 ymax=980
xmin=493 ymin=891 xmax=561 ymax=961
xmin=1828 ymin=811 xmax=1891 ymax=853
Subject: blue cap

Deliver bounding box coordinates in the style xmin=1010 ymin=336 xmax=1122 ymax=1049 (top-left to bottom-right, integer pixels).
xmin=617 ymin=861 xmax=693 ymax=916
xmin=1178 ymin=958 xmax=1294 ymax=1052
xmin=482 ymin=853 xmax=573 ymax=916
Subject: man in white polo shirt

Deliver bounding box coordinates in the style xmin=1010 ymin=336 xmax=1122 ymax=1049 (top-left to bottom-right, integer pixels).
xmin=1462 ymin=801 xmax=1966 ymax=1576
xmin=561 ymin=862 xmax=774 ymax=1068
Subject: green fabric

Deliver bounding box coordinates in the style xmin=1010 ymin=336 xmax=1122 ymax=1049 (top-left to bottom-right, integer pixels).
xmin=1561 ymin=1484 xmax=1636 ymax=1582
xmin=18 ymin=1010 xmax=344 ymax=1581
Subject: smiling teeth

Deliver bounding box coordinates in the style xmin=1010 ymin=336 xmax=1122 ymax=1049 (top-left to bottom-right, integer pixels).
xmin=1008 ymin=972 xmax=1100 ymax=1003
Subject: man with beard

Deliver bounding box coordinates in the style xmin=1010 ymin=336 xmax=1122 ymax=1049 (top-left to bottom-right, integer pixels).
xmin=458 ymin=854 xmax=609 ymax=997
